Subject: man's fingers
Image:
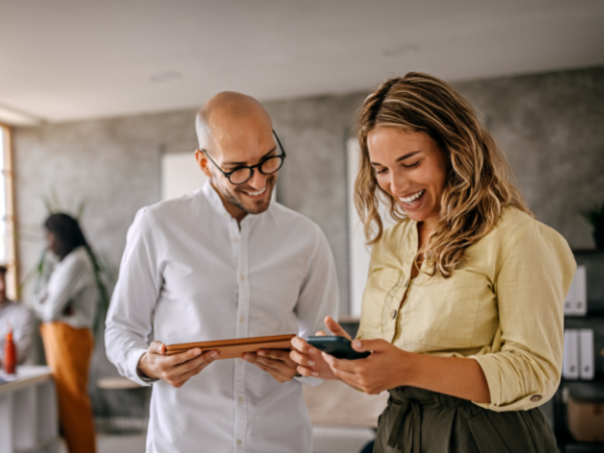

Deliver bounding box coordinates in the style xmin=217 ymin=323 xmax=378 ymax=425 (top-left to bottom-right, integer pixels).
xmin=148 ymin=341 xmax=166 ymax=355
xmin=257 ymin=349 xmax=291 ymax=361
xmin=170 ymin=359 xmax=214 ymax=388
xmin=291 ymin=337 xmax=321 ymax=357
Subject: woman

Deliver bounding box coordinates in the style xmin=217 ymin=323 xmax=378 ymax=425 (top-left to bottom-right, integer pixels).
xmin=291 ymin=73 xmax=576 ymax=452
xmin=33 ymin=213 xmax=98 ymax=453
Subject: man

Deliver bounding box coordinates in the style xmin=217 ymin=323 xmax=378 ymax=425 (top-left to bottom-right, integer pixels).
xmin=105 ymin=92 xmax=339 ymax=452
xmin=0 ymin=265 xmax=33 ymax=366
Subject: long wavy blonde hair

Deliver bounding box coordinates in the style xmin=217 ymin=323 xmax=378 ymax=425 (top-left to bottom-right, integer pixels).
xmin=355 ymin=72 xmax=532 ymax=278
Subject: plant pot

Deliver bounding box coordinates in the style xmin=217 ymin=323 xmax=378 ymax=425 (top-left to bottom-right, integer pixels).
xmin=594 ymin=229 xmax=604 ymax=249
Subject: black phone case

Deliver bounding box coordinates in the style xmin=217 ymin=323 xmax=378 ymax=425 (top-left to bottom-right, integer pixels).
xmin=306 ymin=336 xmax=370 ymax=360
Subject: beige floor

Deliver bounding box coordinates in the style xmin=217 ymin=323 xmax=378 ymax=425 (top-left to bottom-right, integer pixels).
xmin=58 ymin=427 xmax=374 ymax=453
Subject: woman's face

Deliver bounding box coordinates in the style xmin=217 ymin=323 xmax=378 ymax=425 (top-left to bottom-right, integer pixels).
xmin=45 ymin=230 xmax=60 ymax=257
xmin=367 ymin=126 xmax=448 ymax=228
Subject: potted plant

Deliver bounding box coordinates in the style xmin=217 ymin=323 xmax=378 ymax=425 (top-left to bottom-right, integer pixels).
xmin=583 ymin=203 xmax=604 ymax=249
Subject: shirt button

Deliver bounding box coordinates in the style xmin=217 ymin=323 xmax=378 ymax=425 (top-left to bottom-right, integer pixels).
xmin=240 ymin=274 xmax=245 ymax=281
xmin=240 ymin=316 xmax=245 ymax=323
xmin=237 ymin=439 xmax=242 ymax=446
xmin=238 ymin=397 xmax=244 ymax=404
xmin=530 ymin=395 xmax=542 ymax=402
xmin=391 ymin=309 xmax=397 ymax=319
xmin=237 ymin=358 xmax=243 ymax=364
xmin=232 ymin=237 xmax=239 ymax=243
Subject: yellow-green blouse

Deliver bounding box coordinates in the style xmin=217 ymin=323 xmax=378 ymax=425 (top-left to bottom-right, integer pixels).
xmin=357 ymin=207 xmax=576 ymax=411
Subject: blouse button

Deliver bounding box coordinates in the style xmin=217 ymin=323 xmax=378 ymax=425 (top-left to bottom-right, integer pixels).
xmin=391 ymin=309 xmax=398 ymax=319
xmin=530 ymin=395 xmax=542 ymax=402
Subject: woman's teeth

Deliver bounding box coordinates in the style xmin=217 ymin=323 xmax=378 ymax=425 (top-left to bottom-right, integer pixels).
xmin=399 ymin=190 xmax=425 ymax=205
xmin=245 ymin=187 xmax=266 ymax=196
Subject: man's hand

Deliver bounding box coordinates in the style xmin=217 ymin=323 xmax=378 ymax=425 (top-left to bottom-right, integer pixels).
xmin=243 ymin=349 xmax=298 ymax=383
xmin=137 ymin=341 xmax=219 ymax=388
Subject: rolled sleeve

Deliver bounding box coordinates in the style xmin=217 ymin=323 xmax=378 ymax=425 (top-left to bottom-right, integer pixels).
xmin=471 ymin=222 xmax=576 ymax=411
xmin=105 ymin=208 xmax=163 ymax=387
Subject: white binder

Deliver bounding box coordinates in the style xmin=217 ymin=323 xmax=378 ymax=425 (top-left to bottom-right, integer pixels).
xmin=564 ymin=266 xmax=587 ymax=315
xmin=579 ymin=329 xmax=594 ymax=380
xmin=562 ymin=329 xmax=579 ymax=379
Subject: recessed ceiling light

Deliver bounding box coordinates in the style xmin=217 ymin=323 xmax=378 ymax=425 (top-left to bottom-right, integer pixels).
xmin=382 ymin=43 xmax=420 ymax=58
xmin=148 ymin=71 xmax=183 ymax=83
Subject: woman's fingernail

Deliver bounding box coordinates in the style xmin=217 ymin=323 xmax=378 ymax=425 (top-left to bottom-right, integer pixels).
xmin=312 ymin=372 xmax=319 ymax=377
xmin=258 ymin=350 xmax=265 ymax=356
xmin=352 ymin=340 xmax=362 ymax=349
xmin=193 ymin=349 xmax=201 ymax=356
xmin=309 ymin=348 xmax=317 ymax=354
xmin=308 ymin=360 xmax=315 ymax=366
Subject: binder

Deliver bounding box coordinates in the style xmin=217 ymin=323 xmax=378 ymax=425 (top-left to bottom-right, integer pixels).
xmin=579 ymin=329 xmax=594 ymax=380
xmin=562 ymin=329 xmax=579 ymax=379
xmin=565 ymin=266 xmax=587 ymax=315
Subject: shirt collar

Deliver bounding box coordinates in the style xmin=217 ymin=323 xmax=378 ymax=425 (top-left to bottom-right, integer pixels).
xmin=201 ymin=180 xmax=268 ymax=226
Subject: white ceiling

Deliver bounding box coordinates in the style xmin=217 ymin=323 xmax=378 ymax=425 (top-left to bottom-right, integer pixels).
xmin=1 ymin=0 xmax=603 ymax=125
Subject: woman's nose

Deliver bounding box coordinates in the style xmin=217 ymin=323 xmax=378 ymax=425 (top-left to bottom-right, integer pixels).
xmin=388 ymin=171 xmax=409 ymax=196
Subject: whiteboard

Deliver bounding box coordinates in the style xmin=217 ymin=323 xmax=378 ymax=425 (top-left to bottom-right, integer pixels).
xmin=161 ymin=152 xmax=208 ymax=200
xmin=160 ymin=152 xmax=277 ymax=202
xmin=347 ymin=139 xmax=396 ymax=317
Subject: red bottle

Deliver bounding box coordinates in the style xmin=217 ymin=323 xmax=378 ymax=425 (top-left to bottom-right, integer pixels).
xmin=4 ymin=330 xmax=16 ymax=375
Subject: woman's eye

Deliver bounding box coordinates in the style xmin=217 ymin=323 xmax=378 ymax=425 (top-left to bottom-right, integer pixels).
xmin=403 ymin=161 xmax=420 ymax=169
xmin=375 ymin=168 xmax=388 ymax=175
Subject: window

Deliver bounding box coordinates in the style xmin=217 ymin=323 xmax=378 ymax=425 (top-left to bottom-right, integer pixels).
xmin=0 ymin=124 xmax=19 ymax=299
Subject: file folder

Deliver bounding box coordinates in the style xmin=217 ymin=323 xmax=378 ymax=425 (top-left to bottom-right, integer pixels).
xmin=563 ymin=329 xmax=579 ymax=379
xmin=579 ymin=329 xmax=594 ymax=380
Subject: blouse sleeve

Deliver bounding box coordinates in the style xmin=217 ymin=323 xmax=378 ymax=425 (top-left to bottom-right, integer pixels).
xmin=31 ymin=250 xmax=92 ymax=322
xmin=471 ymin=221 xmax=576 ymax=411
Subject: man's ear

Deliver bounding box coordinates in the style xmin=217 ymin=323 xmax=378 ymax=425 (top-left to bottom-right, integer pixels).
xmin=195 ymin=149 xmax=213 ymax=179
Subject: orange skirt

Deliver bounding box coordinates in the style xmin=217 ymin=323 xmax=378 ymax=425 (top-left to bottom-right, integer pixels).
xmin=40 ymin=322 xmax=96 ymax=453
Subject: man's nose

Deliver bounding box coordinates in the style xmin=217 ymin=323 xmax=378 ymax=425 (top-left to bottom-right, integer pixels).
xmin=247 ymin=167 xmax=269 ymax=189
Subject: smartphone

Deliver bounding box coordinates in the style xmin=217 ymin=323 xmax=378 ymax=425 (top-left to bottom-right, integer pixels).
xmin=306 ymin=336 xmax=370 ymax=360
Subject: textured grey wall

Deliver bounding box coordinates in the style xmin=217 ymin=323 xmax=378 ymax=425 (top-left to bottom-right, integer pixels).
xmin=12 ymin=65 xmax=604 ymax=418
xmin=456 ymin=68 xmax=604 ymax=249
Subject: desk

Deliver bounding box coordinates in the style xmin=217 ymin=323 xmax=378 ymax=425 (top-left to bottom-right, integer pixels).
xmin=303 ymin=380 xmax=389 ymax=428
xmin=0 ymin=366 xmax=59 ymax=453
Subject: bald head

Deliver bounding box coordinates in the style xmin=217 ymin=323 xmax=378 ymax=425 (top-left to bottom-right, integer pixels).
xmin=195 ymin=91 xmax=272 ymax=152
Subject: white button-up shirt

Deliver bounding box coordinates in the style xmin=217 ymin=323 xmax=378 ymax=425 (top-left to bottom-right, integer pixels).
xmin=105 ymin=181 xmax=339 ymax=453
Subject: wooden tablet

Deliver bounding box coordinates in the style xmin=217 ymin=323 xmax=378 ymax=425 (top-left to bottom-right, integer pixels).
xmin=164 ymin=334 xmax=296 ymax=359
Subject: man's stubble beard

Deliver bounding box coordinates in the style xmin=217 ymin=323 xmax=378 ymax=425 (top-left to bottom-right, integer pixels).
xmin=215 ymin=174 xmax=276 ymax=216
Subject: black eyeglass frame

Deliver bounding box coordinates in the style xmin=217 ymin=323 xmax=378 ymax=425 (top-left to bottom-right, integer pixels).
xmin=201 ymin=130 xmax=286 ymax=185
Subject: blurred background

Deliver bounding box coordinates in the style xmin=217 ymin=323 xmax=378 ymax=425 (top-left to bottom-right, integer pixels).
xmin=1 ymin=1 xmax=604 ymax=452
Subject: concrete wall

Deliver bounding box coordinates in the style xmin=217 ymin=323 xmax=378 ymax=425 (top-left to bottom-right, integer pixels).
xmin=12 ymin=65 xmax=604 ymax=418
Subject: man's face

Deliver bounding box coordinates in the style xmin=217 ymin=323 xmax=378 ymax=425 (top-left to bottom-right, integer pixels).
xmin=196 ymin=117 xmax=279 ymax=220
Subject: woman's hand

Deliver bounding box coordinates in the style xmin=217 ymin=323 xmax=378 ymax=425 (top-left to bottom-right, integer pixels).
xmin=322 ymin=338 xmax=409 ymax=395
xmin=290 ymin=316 xmax=349 ymax=380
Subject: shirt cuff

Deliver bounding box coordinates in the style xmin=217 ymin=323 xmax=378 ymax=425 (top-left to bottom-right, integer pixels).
xmin=470 ymin=355 xmax=546 ymax=412
xmin=294 ymin=375 xmax=323 ymax=387
xmin=129 ymin=348 xmax=158 ymax=387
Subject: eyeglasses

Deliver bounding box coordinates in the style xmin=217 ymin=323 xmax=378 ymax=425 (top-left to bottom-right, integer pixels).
xmin=201 ymin=131 xmax=286 ymax=185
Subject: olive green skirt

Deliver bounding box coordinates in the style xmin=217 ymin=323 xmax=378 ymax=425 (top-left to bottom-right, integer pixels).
xmin=374 ymin=387 xmax=557 ymax=453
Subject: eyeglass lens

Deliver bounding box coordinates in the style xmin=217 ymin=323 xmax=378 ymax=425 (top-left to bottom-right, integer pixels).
xmin=229 ymin=156 xmax=284 ymax=184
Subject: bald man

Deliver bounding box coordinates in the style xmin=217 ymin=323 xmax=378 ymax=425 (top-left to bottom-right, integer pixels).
xmin=105 ymin=92 xmax=339 ymax=453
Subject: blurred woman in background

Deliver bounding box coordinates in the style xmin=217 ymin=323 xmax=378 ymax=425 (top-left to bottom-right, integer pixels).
xmin=292 ymin=73 xmax=575 ymax=453
xmin=33 ymin=213 xmax=98 ymax=453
